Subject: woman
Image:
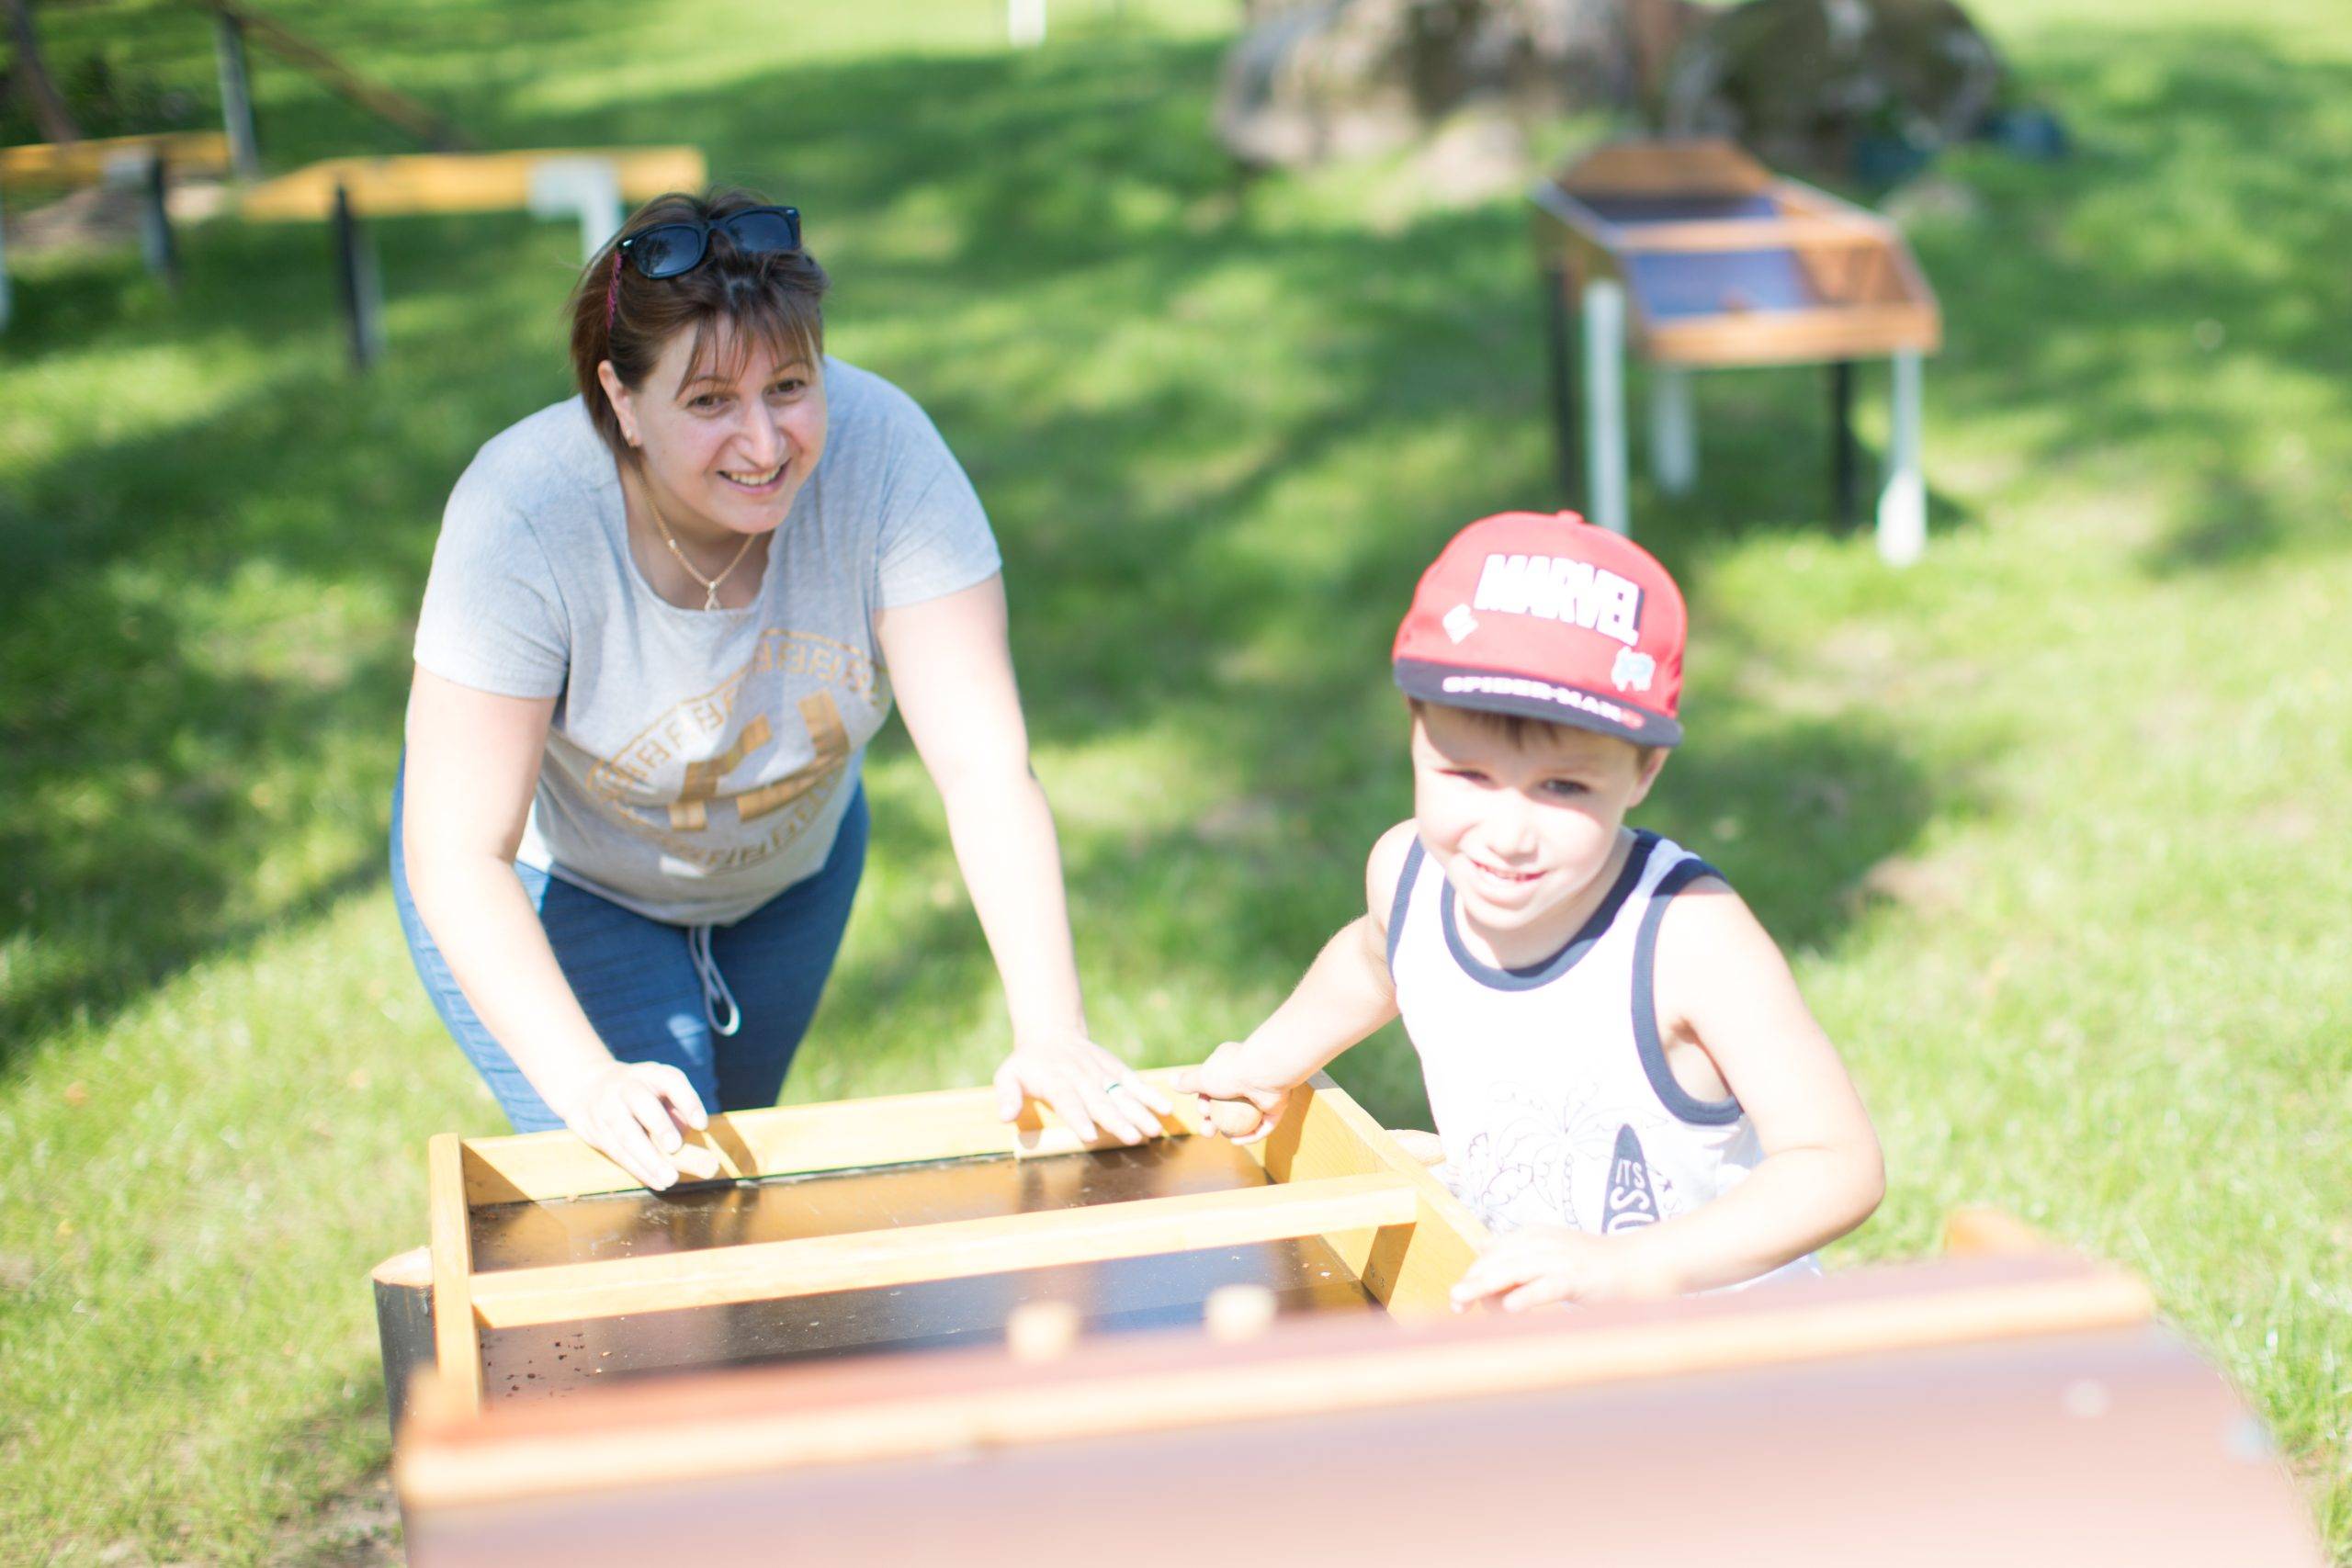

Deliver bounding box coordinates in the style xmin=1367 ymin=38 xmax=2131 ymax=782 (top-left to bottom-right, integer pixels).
xmin=392 ymin=189 xmax=1168 ymax=1188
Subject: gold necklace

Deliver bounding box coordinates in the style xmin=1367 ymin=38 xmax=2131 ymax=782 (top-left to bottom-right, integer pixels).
xmin=644 ymin=491 xmax=756 ymax=612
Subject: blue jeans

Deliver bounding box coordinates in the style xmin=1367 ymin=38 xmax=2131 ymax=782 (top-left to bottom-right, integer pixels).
xmin=390 ymin=773 xmax=867 ymax=1131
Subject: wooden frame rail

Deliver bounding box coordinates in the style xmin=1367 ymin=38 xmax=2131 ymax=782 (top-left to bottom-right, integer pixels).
xmin=428 ymin=1133 xmax=484 ymax=1410
xmin=454 ymin=1066 xmax=1204 ymax=1204
xmin=1613 ymin=216 xmax=1890 ymax=254
xmin=469 ymin=1173 xmax=1418 ymax=1325
xmin=398 ymin=1249 xmax=2159 ymax=1511
xmin=1532 ymin=184 xmax=1892 ymax=262
xmin=1645 ymin=304 xmax=1939 ymax=367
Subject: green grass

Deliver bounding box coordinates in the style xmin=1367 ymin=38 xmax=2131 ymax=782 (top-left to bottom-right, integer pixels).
xmin=4 ymin=0 xmax=2348 ymax=1559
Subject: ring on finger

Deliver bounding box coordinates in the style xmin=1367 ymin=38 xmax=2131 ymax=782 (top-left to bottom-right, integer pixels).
xmin=1102 ymin=1078 xmax=1127 ymax=1097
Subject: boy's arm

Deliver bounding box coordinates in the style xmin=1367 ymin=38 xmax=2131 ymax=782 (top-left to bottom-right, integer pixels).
xmin=1625 ymin=877 xmax=1883 ymax=1292
xmin=1455 ymin=877 xmax=1882 ymax=1307
xmin=1176 ymin=821 xmax=1418 ymax=1136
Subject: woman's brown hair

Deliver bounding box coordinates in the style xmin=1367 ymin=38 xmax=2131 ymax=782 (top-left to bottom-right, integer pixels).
xmin=566 ymin=187 xmax=830 ymax=461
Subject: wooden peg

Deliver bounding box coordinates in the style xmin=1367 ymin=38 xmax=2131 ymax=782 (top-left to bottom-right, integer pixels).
xmin=1204 ymin=1284 xmax=1278 ymax=1343
xmin=1006 ymin=1300 xmax=1082 ymax=1363
xmin=671 ymin=1140 xmax=723 ymax=1182
xmin=1204 ymin=1097 xmax=1267 ymax=1140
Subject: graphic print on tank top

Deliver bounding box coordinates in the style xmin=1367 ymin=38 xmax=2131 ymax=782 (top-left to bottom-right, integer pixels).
xmin=1447 ymin=1089 xmax=1623 ymax=1234
xmin=1602 ymin=1123 xmax=1661 ymax=1234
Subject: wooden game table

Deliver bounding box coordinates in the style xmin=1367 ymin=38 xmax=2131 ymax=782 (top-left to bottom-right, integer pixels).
xmin=376 ymin=1079 xmax=2322 ymax=1565
xmin=1531 ymin=139 xmax=1941 ymax=563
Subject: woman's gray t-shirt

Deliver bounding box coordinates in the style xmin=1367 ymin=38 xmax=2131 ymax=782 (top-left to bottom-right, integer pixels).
xmin=413 ymin=358 xmax=1001 ymax=925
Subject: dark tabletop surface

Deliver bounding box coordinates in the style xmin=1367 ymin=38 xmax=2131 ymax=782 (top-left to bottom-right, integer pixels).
xmin=471 ymin=1134 xmax=1379 ymax=1404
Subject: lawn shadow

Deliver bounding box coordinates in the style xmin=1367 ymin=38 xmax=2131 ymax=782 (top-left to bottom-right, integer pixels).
xmin=0 ymin=219 xmax=574 ymax=1055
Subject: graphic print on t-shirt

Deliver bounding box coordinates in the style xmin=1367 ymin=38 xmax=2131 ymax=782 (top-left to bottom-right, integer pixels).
xmin=667 ymin=693 xmax=847 ymax=830
xmin=582 ymin=627 xmax=877 ymax=874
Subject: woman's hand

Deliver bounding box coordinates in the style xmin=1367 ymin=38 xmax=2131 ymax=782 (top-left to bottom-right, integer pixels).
xmin=552 ymin=1061 xmax=715 ymax=1190
xmin=992 ymin=1033 xmax=1174 ymax=1145
xmin=1170 ymin=1043 xmax=1294 ymax=1146
xmin=1449 ymin=1224 xmax=1676 ymax=1312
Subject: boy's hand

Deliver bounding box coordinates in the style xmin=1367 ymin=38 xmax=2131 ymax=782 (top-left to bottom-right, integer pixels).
xmin=1170 ymin=1043 xmax=1293 ymax=1146
xmin=1450 ymin=1225 xmax=1675 ymax=1312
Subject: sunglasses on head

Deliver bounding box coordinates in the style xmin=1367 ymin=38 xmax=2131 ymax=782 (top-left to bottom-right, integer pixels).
xmin=616 ymin=205 xmax=802 ymax=280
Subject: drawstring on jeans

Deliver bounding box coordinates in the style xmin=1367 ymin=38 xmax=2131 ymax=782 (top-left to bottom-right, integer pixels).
xmin=686 ymin=924 xmax=741 ymax=1037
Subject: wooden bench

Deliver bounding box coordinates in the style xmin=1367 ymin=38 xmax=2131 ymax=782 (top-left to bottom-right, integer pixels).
xmin=234 ymin=146 xmax=707 ymax=222
xmin=232 ymin=146 xmax=708 ymax=367
xmin=0 ymin=130 xmax=234 ymax=193
xmin=0 ymin=133 xmax=225 ymax=322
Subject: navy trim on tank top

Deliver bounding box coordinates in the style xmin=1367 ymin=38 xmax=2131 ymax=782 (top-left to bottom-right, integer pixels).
xmin=1632 ymin=856 xmax=1743 ymax=1126
xmin=1385 ymin=839 xmax=1426 ymax=975
xmin=1438 ymin=831 xmax=1657 ymax=992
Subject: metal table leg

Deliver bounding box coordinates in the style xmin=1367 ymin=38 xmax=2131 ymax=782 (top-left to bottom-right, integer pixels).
xmin=1648 ymin=366 xmax=1695 ymax=497
xmin=1832 ymin=359 xmax=1858 ymax=531
xmin=528 ymin=157 xmax=625 ymax=261
xmin=1581 ymin=278 xmax=1629 ymax=535
xmin=1878 ymin=348 xmax=1926 ymax=565
xmin=0 ymin=186 xmax=12 ymax=333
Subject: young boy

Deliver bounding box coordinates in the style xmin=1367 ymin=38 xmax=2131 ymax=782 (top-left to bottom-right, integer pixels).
xmin=1179 ymin=512 xmax=1882 ymax=1307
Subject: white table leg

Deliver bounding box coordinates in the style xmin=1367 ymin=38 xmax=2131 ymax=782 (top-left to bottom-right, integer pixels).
xmin=1582 ymin=278 xmax=1629 ymax=536
xmin=1878 ymin=348 xmax=1927 ymax=565
xmin=528 ymin=158 xmax=626 ymax=261
xmin=1647 ymin=365 xmax=1695 ymax=496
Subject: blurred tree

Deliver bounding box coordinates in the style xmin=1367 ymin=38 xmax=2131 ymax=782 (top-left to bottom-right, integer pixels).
xmin=1217 ymin=0 xmax=1708 ymax=169
xmin=4 ymin=0 xmax=82 ymax=142
xmin=1661 ymin=0 xmax=2007 ymax=186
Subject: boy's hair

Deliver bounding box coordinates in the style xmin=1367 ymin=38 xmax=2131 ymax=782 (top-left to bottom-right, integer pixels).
xmin=1408 ymin=697 xmax=1660 ymax=771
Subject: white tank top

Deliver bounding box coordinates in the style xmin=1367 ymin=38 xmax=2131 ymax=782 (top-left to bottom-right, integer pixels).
xmin=1385 ymin=829 xmax=1819 ymax=1288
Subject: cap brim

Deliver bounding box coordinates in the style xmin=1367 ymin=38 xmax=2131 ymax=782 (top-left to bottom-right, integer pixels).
xmin=1395 ymin=659 xmax=1682 ymax=748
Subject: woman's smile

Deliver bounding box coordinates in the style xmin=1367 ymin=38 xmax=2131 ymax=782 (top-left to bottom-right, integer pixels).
xmin=718 ymin=460 xmax=786 ymax=491
xmin=716 ymin=459 xmax=789 ymax=496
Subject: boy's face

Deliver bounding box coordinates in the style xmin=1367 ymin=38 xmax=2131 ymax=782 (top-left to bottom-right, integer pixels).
xmin=1410 ymin=705 xmax=1668 ymax=941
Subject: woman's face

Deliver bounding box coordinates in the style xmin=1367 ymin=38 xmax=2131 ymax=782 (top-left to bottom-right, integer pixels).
xmin=601 ymin=323 xmax=828 ymax=537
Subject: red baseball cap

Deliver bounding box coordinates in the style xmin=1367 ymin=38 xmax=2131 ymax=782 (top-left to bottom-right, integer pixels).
xmin=1393 ymin=511 xmax=1686 ymax=747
